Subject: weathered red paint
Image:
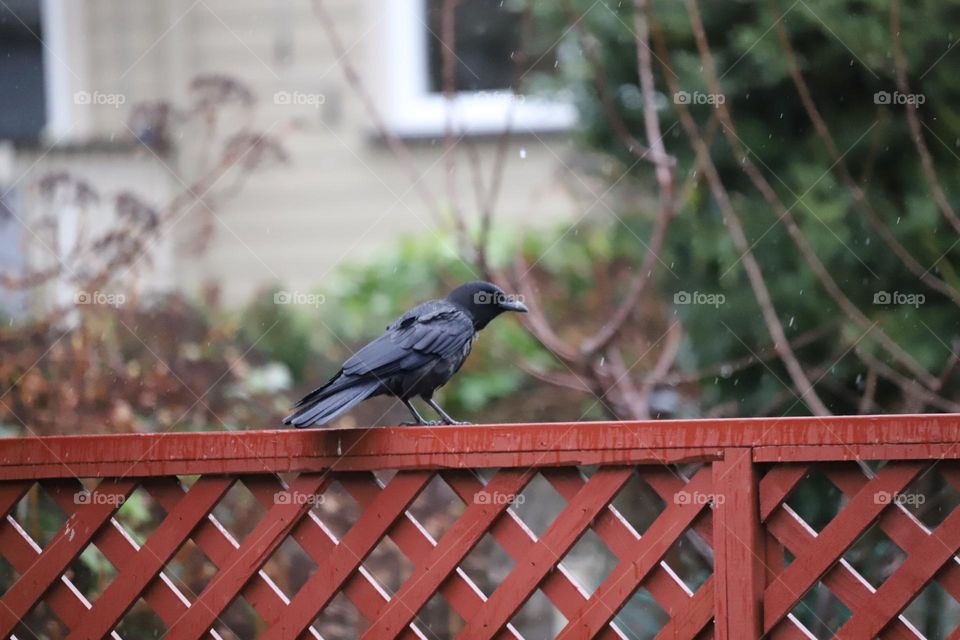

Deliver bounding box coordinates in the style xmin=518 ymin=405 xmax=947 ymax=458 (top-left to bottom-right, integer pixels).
xmin=0 ymin=414 xmax=957 ymax=480
xmin=0 ymin=414 xmax=958 ymax=638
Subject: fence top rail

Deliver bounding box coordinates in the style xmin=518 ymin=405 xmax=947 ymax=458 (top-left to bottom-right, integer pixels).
xmin=0 ymin=414 xmax=957 ymax=479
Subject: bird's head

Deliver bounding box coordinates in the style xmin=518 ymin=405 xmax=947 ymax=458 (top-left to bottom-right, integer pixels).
xmin=446 ymin=280 xmax=528 ymax=330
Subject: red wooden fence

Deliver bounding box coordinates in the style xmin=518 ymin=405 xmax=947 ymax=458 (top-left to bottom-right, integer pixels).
xmin=1 ymin=414 xmax=959 ymax=639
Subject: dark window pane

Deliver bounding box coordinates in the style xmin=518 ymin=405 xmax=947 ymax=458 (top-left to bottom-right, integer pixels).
xmin=426 ymin=0 xmax=554 ymax=93
xmin=0 ymin=0 xmax=45 ymax=142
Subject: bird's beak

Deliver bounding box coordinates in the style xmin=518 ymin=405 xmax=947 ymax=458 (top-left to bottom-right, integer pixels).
xmin=501 ymin=299 xmax=528 ymax=313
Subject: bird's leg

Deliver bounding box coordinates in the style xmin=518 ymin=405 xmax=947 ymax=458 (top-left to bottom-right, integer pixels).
xmin=425 ymin=397 xmax=471 ymax=426
xmin=400 ymin=399 xmax=439 ymax=426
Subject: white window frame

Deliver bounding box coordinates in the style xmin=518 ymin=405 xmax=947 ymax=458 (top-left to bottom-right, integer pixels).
xmin=41 ymin=0 xmax=93 ymax=143
xmin=378 ymin=0 xmax=577 ymax=138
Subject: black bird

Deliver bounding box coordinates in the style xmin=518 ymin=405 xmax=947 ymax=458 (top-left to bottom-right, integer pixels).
xmin=283 ymin=281 xmax=528 ymax=427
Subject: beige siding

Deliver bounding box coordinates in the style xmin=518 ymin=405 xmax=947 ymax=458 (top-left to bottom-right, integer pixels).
xmin=16 ymin=0 xmax=589 ymax=305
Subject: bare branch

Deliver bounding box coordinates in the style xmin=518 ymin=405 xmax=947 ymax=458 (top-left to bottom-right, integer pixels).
xmin=577 ymin=0 xmax=678 ymax=359
xmin=505 ymin=258 xmax=580 ymax=362
xmin=856 ymin=349 xmax=960 ymax=413
xmin=767 ymin=0 xmax=960 ymax=307
xmin=682 ymin=0 xmax=939 ymax=390
xmin=663 ymin=321 xmax=836 ymax=385
xmin=517 ymin=362 xmax=593 ymax=393
xmin=604 ymin=346 xmax=649 ymax=419
xmin=890 ymin=0 xmax=960 ymax=236
xmin=440 ymin=0 xmax=470 ymax=256
xmin=649 ymin=8 xmax=831 ymax=415
xmin=635 ymin=320 xmax=683 ymax=414
xmin=312 ymin=0 xmax=444 ymax=224
xmin=858 ymin=366 xmax=877 ymax=414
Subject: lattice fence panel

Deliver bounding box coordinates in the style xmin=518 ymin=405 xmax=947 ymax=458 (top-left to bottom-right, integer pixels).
xmin=0 ymin=465 xmax=719 ymax=639
xmin=760 ymin=461 xmax=960 ymax=639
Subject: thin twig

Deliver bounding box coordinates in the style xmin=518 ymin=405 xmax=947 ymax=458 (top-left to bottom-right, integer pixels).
xmin=858 ymin=366 xmax=877 ymax=414
xmin=635 ymin=320 xmax=683 ymax=414
xmin=578 ymin=0 xmax=678 ymax=359
xmin=683 ymin=0 xmax=939 ymax=389
xmin=312 ymin=0 xmax=444 ymax=224
xmin=890 ymin=0 xmax=960 ymax=236
xmin=767 ymin=0 xmax=960 ymax=307
xmin=663 ymin=321 xmax=836 ymax=385
xmin=856 ymin=349 xmax=960 ymax=412
xmin=649 ymin=7 xmax=830 ymax=415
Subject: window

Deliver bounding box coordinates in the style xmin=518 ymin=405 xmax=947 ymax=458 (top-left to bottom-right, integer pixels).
xmin=379 ymin=0 xmax=576 ymax=137
xmin=0 ymin=0 xmax=46 ymax=142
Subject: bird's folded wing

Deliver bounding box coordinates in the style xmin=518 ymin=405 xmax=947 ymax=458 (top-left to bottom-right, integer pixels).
xmin=342 ymin=306 xmax=474 ymax=378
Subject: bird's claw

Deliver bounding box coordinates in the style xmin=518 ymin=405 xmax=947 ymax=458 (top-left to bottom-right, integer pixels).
xmin=400 ymin=420 xmax=443 ymax=426
xmin=444 ymin=420 xmax=472 ymax=426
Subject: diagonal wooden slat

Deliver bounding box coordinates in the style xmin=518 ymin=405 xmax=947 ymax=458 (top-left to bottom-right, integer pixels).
xmin=0 ymin=516 xmax=122 ymax=639
xmin=262 ymin=470 xmax=434 ymax=640
xmin=763 ymin=462 xmax=923 ymax=632
xmin=240 ymin=476 xmax=426 ymax=640
xmin=41 ymin=479 xmax=227 ymax=640
xmin=543 ymin=467 xmax=709 ymax=636
xmin=0 ymin=478 xmax=136 ymax=636
xmin=765 ymin=502 xmax=920 ymax=639
xmin=827 ymin=467 xmax=960 ymax=605
xmin=67 ymin=476 xmax=234 ymax=640
xmin=768 ymin=614 xmax=819 ymax=640
xmin=359 ymin=469 xmax=535 ymax=640
xmin=759 ymin=464 xmax=813 ymax=520
xmin=164 ymin=472 xmax=331 ymax=640
xmin=340 ymin=471 xmax=522 ymax=640
xmin=146 ymin=476 xmax=322 ymax=639
xmin=837 ymin=504 xmax=960 ymax=637
xmin=445 ymin=470 xmax=628 ymax=640
xmin=0 ymin=481 xmax=31 ymax=518
xmin=554 ymin=467 xmax=713 ymax=640
xmin=643 ymin=468 xmax=715 ymax=546
xmin=654 ymin=577 xmax=713 ymax=640
xmin=458 ymin=466 xmax=635 ymax=640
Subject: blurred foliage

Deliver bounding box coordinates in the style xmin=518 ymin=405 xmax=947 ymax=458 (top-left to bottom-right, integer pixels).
xmin=517 ymin=0 xmax=960 ymax=416
xmin=0 ymin=294 xmax=290 ymax=436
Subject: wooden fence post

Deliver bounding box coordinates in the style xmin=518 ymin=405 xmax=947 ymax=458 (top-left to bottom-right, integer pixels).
xmin=712 ymin=448 xmax=764 ymax=639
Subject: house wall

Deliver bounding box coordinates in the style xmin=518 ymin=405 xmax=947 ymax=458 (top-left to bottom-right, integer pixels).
xmin=11 ymin=0 xmax=586 ymax=306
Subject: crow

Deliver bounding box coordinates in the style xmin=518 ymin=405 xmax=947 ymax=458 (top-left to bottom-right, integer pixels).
xmin=283 ymin=281 xmax=528 ymax=427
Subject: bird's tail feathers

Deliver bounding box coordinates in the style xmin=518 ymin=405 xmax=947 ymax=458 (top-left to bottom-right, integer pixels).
xmin=291 ymin=373 xmax=343 ymax=409
xmin=283 ymin=379 xmax=379 ymax=427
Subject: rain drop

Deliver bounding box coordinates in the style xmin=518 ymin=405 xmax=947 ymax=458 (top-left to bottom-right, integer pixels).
xmin=519 ymin=148 xmax=527 ymax=159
